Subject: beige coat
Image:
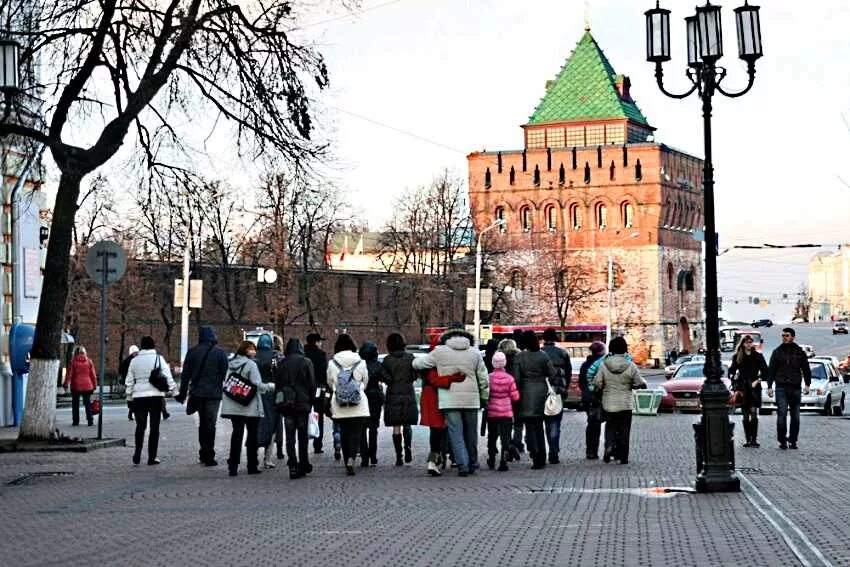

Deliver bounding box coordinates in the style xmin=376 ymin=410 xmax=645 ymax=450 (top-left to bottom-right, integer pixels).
xmin=592 ymin=355 xmax=646 ymax=413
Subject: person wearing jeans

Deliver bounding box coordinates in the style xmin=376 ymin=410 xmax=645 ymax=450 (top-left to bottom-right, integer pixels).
xmin=767 ymin=328 xmax=811 ymax=450
xmin=413 ymin=328 xmax=490 ymax=477
xmin=541 ymin=329 xmax=571 ymax=464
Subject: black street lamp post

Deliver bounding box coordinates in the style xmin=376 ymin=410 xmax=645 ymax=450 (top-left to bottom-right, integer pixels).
xmin=645 ymin=1 xmax=762 ymax=493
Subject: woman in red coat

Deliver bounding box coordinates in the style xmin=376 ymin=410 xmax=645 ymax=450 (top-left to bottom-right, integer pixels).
xmin=63 ymin=346 xmax=98 ymax=426
xmin=419 ymin=336 xmax=464 ymax=476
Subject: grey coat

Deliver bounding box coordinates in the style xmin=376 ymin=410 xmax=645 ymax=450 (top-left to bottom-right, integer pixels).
xmin=220 ymin=356 xmax=274 ymax=418
xmin=592 ymin=355 xmax=646 ymax=413
xmin=513 ymin=350 xmax=556 ymax=418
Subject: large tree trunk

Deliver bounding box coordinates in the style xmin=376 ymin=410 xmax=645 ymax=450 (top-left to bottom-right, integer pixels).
xmin=19 ymin=172 xmax=83 ymax=441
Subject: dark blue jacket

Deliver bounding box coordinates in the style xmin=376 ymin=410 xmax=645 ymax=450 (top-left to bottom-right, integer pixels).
xmin=179 ymin=326 xmax=229 ymax=400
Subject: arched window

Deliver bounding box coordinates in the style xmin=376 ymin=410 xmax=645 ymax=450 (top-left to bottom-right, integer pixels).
xmin=520 ymin=206 xmax=532 ymax=232
xmin=495 ymin=206 xmax=506 ymax=232
xmin=667 ymin=263 xmax=674 ymax=290
xmin=484 ymin=168 xmax=491 ymax=189
xmin=545 ymin=205 xmax=557 ymax=231
xmin=596 ymin=203 xmax=608 ymax=230
xmin=685 ymin=267 xmax=696 ymax=292
xmin=510 ymin=269 xmax=526 ymax=291
xmin=621 ymin=202 xmax=634 ymax=228
xmin=569 ymin=203 xmax=582 ymax=231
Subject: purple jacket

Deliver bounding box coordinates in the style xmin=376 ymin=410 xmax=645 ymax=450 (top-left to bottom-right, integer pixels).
xmin=487 ymin=369 xmax=520 ymax=418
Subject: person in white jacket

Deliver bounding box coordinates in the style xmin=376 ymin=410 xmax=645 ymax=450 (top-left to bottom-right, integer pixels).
xmin=126 ymin=336 xmax=177 ymax=465
xmin=221 ymin=341 xmax=275 ymax=476
xmin=326 ymin=334 xmax=370 ymax=476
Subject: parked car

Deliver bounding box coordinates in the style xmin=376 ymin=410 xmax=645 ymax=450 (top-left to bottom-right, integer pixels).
xmin=658 ymin=361 xmax=732 ymax=412
xmin=799 ymin=344 xmax=816 ymax=358
xmin=751 ymin=319 xmax=773 ymax=328
xmin=664 ymin=354 xmax=705 ymax=379
xmin=760 ymin=360 xmax=845 ymax=416
xmin=833 ymin=322 xmax=848 ymax=335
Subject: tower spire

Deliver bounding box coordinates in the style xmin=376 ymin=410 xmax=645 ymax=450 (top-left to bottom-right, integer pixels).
xmin=584 ymin=0 xmax=591 ymax=31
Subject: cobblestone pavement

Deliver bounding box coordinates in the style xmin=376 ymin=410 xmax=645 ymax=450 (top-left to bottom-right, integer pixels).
xmin=0 ymin=403 xmax=845 ymax=567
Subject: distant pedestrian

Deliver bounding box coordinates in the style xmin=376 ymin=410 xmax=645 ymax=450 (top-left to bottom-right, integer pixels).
xmin=579 ymin=341 xmax=607 ymax=459
xmin=119 ymin=345 xmax=139 ymax=421
xmin=126 ymin=336 xmax=177 ymax=465
xmin=255 ymin=333 xmax=282 ymax=468
xmin=327 ymin=334 xmax=370 ymax=476
xmin=175 ymin=326 xmax=229 ymax=467
xmin=222 ymin=341 xmax=275 ymax=476
xmin=64 ymin=346 xmax=98 ymax=427
xmin=498 ymin=338 xmax=523 ymax=458
xmin=729 ymin=335 xmax=768 ymax=448
xmin=513 ymin=330 xmax=556 ymax=469
xmin=483 ymin=338 xmax=500 ymax=373
xmin=541 ymin=328 xmax=570 ymax=464
xmin=382 ymin=333 xmax=419 ymax=466
xmin=305 ymin=333 xmax=330 ymax=455
xmin=413 ymin=328 xmax=490 ymax=477
xmin=275 ymin=338 xmax=316 ymax=479
xmin=487 ymin=352 xmax=519 ymax=471
xmin=767 ymin=328 xmax=812 ymax=450
xmin=358 ymin=341 xmax=386 ymax=467
xmin=593 ymin=337 xmax=646 ymax=465
xmin=419 ymin=336 xmax=465 ymax=476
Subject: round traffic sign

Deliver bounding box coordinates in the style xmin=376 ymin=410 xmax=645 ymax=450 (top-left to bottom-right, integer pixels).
xmin=85 ymin=241 xmax=128 ymax=285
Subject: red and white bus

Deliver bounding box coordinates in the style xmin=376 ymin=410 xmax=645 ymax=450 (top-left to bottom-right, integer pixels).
xmin=425 ymin=324 xmax=607 ymax=359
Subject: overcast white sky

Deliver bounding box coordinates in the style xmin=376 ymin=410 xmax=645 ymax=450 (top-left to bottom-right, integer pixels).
xmin=292 ymin=0 xmax=850 ymax=318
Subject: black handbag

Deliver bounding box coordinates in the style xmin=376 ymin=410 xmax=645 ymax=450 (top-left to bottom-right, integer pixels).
xmin=149 ymin=355 xmax=170 ymax=392
xmin=223 ymin=363 xmax=257 ymax=406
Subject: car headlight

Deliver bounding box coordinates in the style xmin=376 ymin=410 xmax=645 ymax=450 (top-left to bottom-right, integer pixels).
xmin=815 ymin=388 xmax=824 ymax=396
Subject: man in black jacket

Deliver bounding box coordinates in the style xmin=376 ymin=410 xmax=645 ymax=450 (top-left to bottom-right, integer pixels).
xmin=275 ymin=338 xmax=316 ymax=478
xmin=767 ymin=327 xmax=812 ymax=450
xmin=304 ymin=333 xmax=329 ymax=454
xmin=176 ymin=326 xmax=229 ymax=465
xmin=579 ymin=342 xmax=606 ymax=459
xmin=541 ymin=328 xmax=571 ymax=464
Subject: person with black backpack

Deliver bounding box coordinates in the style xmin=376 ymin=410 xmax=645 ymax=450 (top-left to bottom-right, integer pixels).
xmin=274 ymin=338 xmax=316 ymax=479
xmin=326 ymin=334 xmax=370 ymax=476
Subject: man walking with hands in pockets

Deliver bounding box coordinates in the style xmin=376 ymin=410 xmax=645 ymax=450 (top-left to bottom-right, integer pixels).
xmin=767 ymin=327 xmax=811 ymax=450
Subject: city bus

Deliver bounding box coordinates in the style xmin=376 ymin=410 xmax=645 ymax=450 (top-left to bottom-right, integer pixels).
xmin=425 ymin=324 xmax=607 ymax=359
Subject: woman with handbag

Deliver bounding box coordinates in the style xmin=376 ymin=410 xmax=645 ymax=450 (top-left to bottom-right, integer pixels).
xmin=64 ymin=346 xmax=98 ymax=427
xmin=512 ymin=330 xmax=556 ymax=470
xmin=126 ymin=336 xmax=177 ymax=465
xmin=381 ymin=333 xmax=419 ymax=466
xmin=274 ymin=338 xmax=316 ymax=479
xmin=326 ymin=334 xmax=370 ymax=476
xmin=222 ymin=341 xmax=275 ymax=477
xmin=729 ymin=334 xmax=768 ymax=448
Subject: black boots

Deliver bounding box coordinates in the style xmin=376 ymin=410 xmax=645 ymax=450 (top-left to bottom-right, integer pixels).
xmin=530 ymin=452 xmax=546 ymax=469
xmin=498 ymin=450 xmax=509 ymax=472
xmin=402 ymin=427 xmax=413 ymax=463
xmin=744 ymin=418 xmax=760 ymax=448
xmin=392 ymin=433 xmax=403 ymax=466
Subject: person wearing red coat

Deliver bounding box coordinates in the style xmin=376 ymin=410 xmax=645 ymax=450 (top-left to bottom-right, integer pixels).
xmin=420 ymin=336 xmax=464 ymax=476
xmin=64 ymin=346 xmax=98 ymax=426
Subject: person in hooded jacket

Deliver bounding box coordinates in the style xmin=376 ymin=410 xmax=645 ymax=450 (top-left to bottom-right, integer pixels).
xmin=413 ymin=328 xmax=489 ymax=477
xmin=419 ymin=335 xmax=466 ymax=476
xmin=64 ymin=346 xmax=98 ymax=427
xmin=513 ymin=330 xmax=556 ymax=469
xmin=327 ymin=334 xmax=370 ymax=476
xmin=358 ymin=341 xmax=386 ymax=467
xmin=579 ymin=341 xmax=606 ymax=459
xmin=541 ymin=328 xmax=570 ymax=464
xmin=119 ymin=345 xmax=139 ymax=421
xmin=126 ymin=336 xmax=178 ymax=465
xmin=592 ymin=337 xmax=646 ymax=464
xmin=498 ymin=338 xmax=523 ymax=459
xmin=487 ymin=352 xmax=520 ymax=471
xmin=176 ymin=326 xmax=230 ymax=466
xmin=222 ymin=341 xmax=275 ymax=476
xmin=275 ymin=338 xmax=315 ymax=479
xmin=255 ymin=333 xmax=283 ymax=468
xmin=382 ymin=333 xmax=420 ymax=466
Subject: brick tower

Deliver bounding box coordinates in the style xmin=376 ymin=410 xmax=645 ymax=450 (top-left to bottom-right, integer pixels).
xmin=468 ymin=29 xmax=705 ymax=364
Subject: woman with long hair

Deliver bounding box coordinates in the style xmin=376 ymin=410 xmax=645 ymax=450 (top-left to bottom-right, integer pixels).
xmin=327 ymin=334 xmax=370 ymax=475
xmin=729 ymin=334 xmax=768 ymax=448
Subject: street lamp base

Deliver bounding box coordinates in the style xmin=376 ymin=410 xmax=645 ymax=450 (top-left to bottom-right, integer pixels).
xmin=695 ymin=473 xmax=741 ymax=493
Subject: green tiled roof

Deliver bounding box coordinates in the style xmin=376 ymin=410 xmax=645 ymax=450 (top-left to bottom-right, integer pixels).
xmin=528 ymin=31 xmax=650 ymax=127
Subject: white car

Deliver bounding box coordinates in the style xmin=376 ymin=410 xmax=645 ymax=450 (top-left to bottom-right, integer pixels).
xmin=799 ymin=344 xmax=816 ymax=358
xmin=761 ymin=360 xmax=846 ymax=416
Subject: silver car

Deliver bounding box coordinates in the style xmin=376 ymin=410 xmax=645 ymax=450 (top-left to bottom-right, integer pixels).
xmin=761 ymin=360 xmax=846 ymax=416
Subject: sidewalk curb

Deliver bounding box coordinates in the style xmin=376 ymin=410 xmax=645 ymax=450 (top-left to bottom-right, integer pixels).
xmin=0 ymin=437 xmax=126 ymax=453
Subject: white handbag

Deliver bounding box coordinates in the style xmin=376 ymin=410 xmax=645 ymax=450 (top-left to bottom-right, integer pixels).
xmin=544 ymin=379 xmax=563 ymax=416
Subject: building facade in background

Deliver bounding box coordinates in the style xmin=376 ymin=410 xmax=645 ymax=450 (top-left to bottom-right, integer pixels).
xmin=809 ymin=248 xmax=850 ymax=321
xmin=468 ymin=29 xmax=705 ymax=364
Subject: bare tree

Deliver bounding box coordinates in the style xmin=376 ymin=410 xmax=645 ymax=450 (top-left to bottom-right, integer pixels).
xmin=1 ymin=0 xmax=332 ymax=440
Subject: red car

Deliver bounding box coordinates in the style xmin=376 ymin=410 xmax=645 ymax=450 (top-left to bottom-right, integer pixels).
xmin=659 ymin=362 xmax=733 ymax=412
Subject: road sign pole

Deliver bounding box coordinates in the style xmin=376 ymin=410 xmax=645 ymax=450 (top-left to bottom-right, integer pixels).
xmin=97 ymin=252 xmax=108 ymax=440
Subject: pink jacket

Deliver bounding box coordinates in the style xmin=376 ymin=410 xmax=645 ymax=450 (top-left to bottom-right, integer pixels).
xmin=487 ymin=369 xmax=520 ymax=418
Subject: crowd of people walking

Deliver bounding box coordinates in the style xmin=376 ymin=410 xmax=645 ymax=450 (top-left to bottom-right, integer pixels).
xmin=108 ymin=324 xmax=664 ymax=477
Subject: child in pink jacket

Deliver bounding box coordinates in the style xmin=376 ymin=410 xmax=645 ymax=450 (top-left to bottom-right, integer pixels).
xmin=487 ymin=352 xmax=520 ymax=471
